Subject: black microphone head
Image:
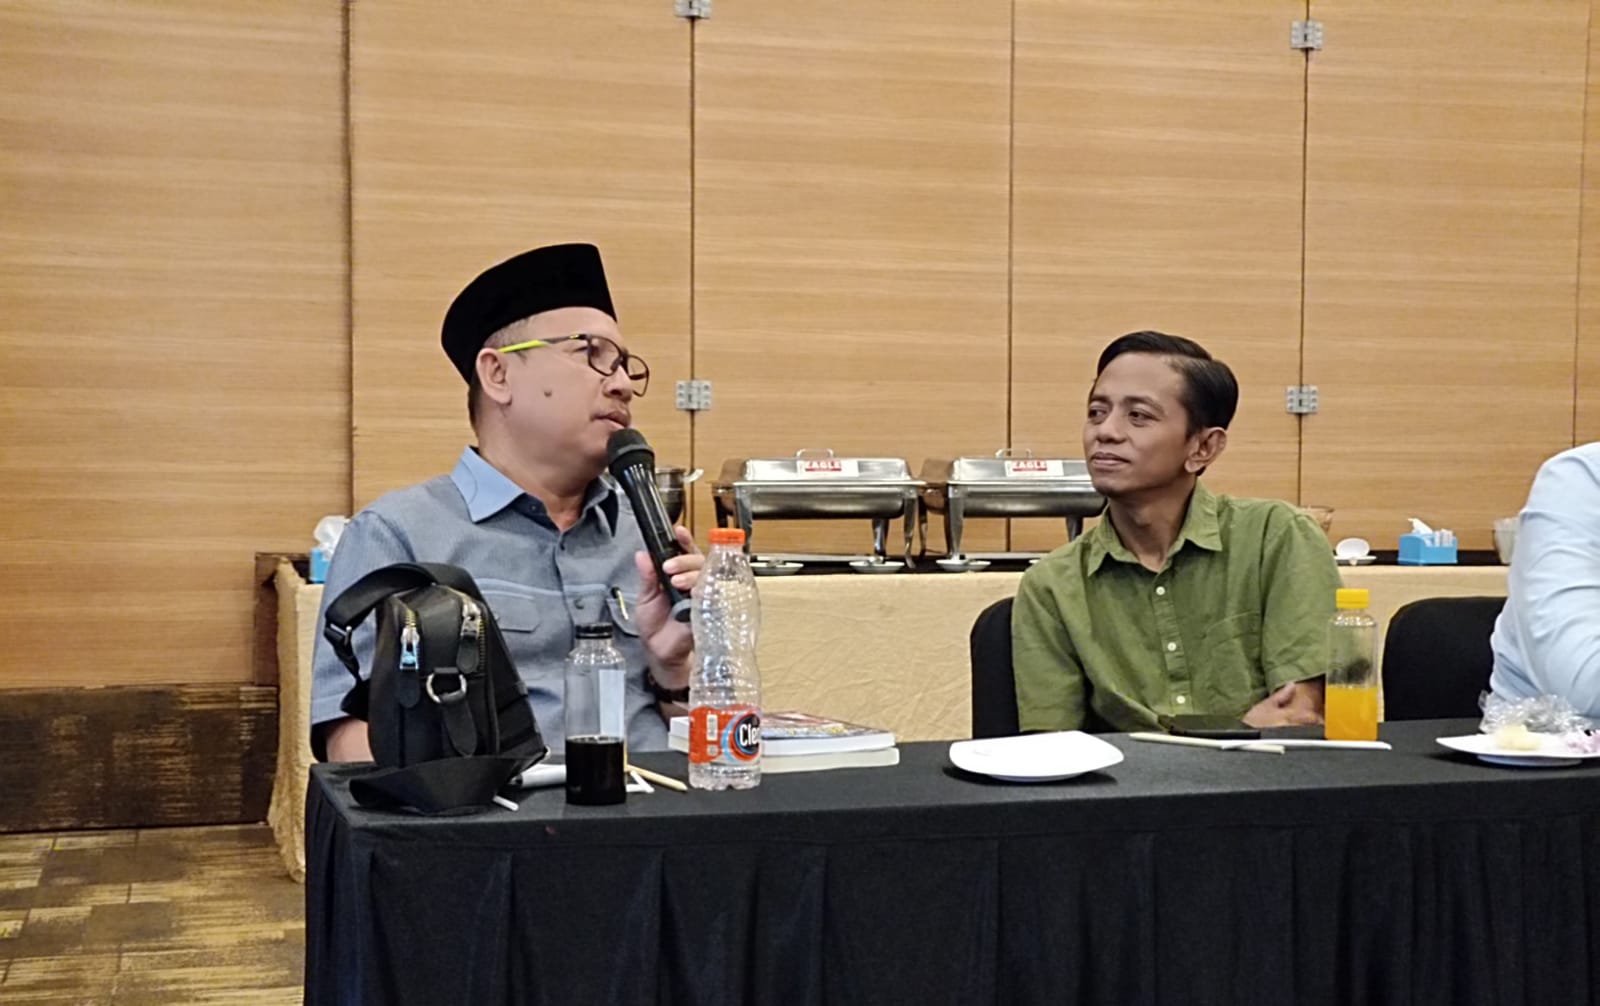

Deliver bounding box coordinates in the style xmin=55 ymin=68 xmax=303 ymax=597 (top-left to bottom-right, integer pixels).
xmin=607 ymin=427 xmax=654 ymax=479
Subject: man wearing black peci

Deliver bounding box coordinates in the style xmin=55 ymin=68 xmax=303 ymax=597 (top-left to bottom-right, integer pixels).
xmin=310 ymin=243 xmax=703 ymax=762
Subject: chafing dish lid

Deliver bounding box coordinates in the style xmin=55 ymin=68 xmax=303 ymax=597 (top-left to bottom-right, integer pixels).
xmin=716 ymin=449 xmax=920 ymax=485
xmin=920 ymin=450 xmax=1094 ymax=485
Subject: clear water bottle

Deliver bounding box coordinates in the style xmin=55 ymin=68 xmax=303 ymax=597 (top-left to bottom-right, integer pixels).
xmin=1325 ymin=588 xmax=1379 ymax=742
xmin=564 ymin=623 xmax=628 ymax=805
xmin=689 ymin=527 xmax=762 ymax=790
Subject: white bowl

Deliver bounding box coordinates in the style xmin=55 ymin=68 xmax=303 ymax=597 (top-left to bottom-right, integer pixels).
xmin=1334 ymin=536 xmax=1371 ymax=561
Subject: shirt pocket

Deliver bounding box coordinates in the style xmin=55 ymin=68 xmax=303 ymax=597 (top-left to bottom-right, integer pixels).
xmin=483 ymin=591 xmax=542 ymax=634
xmin=605 ymin=590 xmax=642 ymax=638
xmin=1201 ymin=611 xmax=1263 ymax=708
xmin=479 ymin=587 xmax=564 ymax=699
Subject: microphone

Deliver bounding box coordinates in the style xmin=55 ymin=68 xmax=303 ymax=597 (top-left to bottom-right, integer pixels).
xmin=607 ymin=428 xmax=692 ymax=623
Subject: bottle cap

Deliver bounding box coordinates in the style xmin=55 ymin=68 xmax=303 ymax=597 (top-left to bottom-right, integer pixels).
xmin=708 ymin=528 xmax=746 ymax=546
xmin=1336 ymin=588 xmax=1369 ymax=610
xmin=575 ymin=623 xmax=614 ymax=639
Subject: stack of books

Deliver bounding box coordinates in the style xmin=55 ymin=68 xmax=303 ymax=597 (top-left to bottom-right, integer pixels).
xmin=668 ymin=710 xmax=898 ymax=774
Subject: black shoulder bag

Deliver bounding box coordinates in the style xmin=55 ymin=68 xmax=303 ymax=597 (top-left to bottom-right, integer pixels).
xmin=322 ymin=562 xmax=547 ymax=813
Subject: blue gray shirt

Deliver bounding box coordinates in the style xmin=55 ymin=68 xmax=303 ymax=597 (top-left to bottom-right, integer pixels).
xmin=1490 ymin=442 xmax=1600 ymax=716
xmin=310 ymin=446 xmax=669 ymax=751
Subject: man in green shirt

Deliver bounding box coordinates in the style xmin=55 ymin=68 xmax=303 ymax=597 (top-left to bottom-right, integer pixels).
xmin=1012 ymin=331 xmax=1340 ymax=732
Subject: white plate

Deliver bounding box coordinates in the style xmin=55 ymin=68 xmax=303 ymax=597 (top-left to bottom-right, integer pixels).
xmin=751 ymin=560 xmax=803 ymax=576
xmin=949 ymin=731 xmax=1125 ymax=783
xmin=935 ymin=558 xmax=992 ymax=573
xmin=848 ymin=559 xmax=904 ymax=574
xmin=1435 ymin=733 xmax=1600 ymax=768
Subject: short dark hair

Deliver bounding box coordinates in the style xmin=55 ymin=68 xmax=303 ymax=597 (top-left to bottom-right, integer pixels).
xmin=467 ymin=372 xmax=484 ymax=429
xmin=1095 ymin=331 xmax=1238 ymax=432
xmin=465 ymin=320 xmax=529 ymax=430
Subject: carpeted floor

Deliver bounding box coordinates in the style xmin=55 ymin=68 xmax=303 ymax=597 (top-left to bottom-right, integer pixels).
xmin=0 ymin=823 xmax=302 ymax=1004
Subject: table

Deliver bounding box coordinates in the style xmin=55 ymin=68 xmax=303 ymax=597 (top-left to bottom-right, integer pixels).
xmin=304 ymin=719 xmax=1598 ymax=1006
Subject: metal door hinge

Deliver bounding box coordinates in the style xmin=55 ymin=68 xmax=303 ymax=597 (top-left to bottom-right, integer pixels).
xmin=676 ymin=0 xmax=711 ymax=20
xmin=675 ymin=379 xmax=713 ymax=412
xmin=1291 ymin=19 xmax=1324 ymax=51
xmin=1286 ymin=385 xmax=1320 ymax=416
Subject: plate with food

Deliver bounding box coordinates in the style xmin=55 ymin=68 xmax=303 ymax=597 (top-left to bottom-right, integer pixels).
xmin=1435 ymin=724 xmax=1600 ymax=768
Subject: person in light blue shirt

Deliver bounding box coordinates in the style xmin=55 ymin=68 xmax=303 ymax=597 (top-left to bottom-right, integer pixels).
xmin=311 ymin=244 xmax=702 ymax=761
xmin=1490 ymin=442 xmax=1600 ymax=716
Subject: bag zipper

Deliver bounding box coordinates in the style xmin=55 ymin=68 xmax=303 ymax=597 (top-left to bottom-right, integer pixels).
xmin=458 ymin=596 xmax=484 ymax=674
xmin=399 ymin=606 xmax=421 ymax=672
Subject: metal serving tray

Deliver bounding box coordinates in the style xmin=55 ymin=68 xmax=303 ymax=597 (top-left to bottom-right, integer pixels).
xmin=711 ymin=450 xmax=924 ymax=564
xmin=918 ymin=450 xmax=1105 ymax=558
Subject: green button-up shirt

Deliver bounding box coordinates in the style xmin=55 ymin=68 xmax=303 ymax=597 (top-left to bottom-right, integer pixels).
xmin=1011 ymin=483 xmax=1340 ymax=732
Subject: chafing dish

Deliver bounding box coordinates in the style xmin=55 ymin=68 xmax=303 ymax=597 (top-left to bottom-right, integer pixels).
xmin=712 ymin=450 xmax=924 ymax=565
xmin=918 ymin=450 xmax=1106 ymax=557
xmin=652 ymin=466 xmax=701 ymax=525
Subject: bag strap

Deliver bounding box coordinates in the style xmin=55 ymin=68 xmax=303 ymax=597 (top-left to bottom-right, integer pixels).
xmin=322 ymin=562 xmax=487 ymax=679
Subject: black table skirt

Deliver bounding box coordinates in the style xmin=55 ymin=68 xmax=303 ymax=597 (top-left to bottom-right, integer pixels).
xmin=305 ymin=720 xmax=1600 ymax=1006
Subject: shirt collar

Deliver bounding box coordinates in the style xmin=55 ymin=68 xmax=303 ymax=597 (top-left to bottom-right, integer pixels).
xmin=450 ymin=446 xmax=620 ymax=532
xmin=1086 ymin=482 xmax=1223 ymax=575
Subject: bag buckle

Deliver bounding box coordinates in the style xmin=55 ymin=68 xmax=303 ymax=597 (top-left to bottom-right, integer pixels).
xmin=323 ymin=624 xmax=354 ymax=653
xmin=424 ymin=671 xmax=468 ymax=705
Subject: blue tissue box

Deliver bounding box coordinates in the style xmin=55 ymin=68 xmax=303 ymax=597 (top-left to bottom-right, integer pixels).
xmin=1398 ymin=533 xmax=1457 ymax=566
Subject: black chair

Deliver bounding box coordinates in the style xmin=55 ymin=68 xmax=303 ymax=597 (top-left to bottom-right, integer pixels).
xmin=970 ymin=597 xmax=1020 ymax=738
xmin=1381 ymin=596 xmax=1505 ymax=720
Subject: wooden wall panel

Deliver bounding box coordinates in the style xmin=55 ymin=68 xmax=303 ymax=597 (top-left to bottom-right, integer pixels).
xmin=0 ymin=685 xmax=275 ymax=831
xmin=691 ymin=0 xmax=1013 ymax=559
xmin=0 ymin=2 xmax=348 ymax=688
xmin=350 ymin=3 xmax=692 ymax=507
xmin=1579 ymin=0 xmax=1600 ymax=447
xmin=1302 ymin=0 xmax=1588 ymax=548
xmin=1011 ymin=0 xmax=1309 ymax=551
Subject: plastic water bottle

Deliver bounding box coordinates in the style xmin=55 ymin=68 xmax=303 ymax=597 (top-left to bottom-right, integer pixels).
xmin=563 ymin=623 xmax=628 ymax=805
xmin=1325 ymin=588 xmax=1379 ymax=741
xmin=689 ymin=528 xmax=762 ymax=790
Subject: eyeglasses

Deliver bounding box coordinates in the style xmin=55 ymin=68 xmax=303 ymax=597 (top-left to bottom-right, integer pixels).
xmin=497 ymin=333 xmax=650 ymax=397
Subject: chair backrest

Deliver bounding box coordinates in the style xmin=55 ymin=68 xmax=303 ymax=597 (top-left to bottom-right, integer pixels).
xmin=970 ymin=597 xmax=1020 ymax=738
xmin=1380 ymin=595 xmax=1505 ymax=721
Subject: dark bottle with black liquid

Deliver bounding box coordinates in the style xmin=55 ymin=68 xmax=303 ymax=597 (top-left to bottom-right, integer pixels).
xmin=564 ymin=623 xmax=627 ymax=806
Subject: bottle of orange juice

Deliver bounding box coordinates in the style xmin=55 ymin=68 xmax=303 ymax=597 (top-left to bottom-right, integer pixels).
xmin=1325 ymin=588 xmax=1379 ymax=741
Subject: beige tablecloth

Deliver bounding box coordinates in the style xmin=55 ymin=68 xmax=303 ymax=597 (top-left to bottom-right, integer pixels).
xmin=267 ymin=561 xmax=1506 ymax=878
xmin=266 ymin=562 xmax=322 ymax=882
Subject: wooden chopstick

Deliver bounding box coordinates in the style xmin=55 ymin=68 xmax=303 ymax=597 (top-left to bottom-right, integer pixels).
xmin=625 ymin=763 xmax=689 ymax=792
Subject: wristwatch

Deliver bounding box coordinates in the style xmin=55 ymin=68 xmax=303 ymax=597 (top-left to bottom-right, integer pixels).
xmin=645 ymin=667 xmax=690 ymax=705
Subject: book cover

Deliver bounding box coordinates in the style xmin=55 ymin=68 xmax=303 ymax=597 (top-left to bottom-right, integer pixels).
xmin=669 ymin=710 xmax=895 ymax=757
xmin=667 ymin=732 xmax=900 ymax=774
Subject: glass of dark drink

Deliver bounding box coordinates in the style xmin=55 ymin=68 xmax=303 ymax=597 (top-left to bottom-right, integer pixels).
xmin=565 ymin=734 xmax=625 ymax=805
